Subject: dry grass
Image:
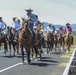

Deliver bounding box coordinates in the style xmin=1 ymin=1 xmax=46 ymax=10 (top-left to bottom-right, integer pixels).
xmin=60 ymin=36 xmax=76 ymax=67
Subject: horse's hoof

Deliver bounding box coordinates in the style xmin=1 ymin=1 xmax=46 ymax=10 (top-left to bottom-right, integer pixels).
xmin=21 ymin=61 xmax=25 ymax=65
xmin=23 ymin=62 xmax=25 ymax=65
xmin=35 ymin=59 xmax=38 ymax=61
xmin=13 ymin=55 xmax=15 ymax=57
xmin=28 ymin=60 xmax=31 ymax=64
xmin=66 ymin=51 xmax=69 ymax=54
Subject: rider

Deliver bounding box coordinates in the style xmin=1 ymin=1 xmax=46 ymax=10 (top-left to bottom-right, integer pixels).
xmin=0 ymin=17 xmax=7 ymax=37
xmin=57 ymin=26 xmax=65 ymax=41
xmin=25 ymin=8 xmax=37 ymax=22
xmin=25 ymin=8 xmax=40 ymax=44
xmin=46 ymin=23 xmax=55 ymax=34
xmin=64 ymin=23 xmax=73 ymax=45
xmin=12 ymin=17 xmax=21 ymax=40
xmin=64 ymin=23 xmax=72 ymax=34
xmin=33 ymin=15 xmax=41 ymax=31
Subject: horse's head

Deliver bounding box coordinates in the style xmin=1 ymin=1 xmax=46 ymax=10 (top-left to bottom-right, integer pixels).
xmin=22 ymin=20 xmax=28 ymax=30
xmin=36 ymin=23 xmax=43 ymax=33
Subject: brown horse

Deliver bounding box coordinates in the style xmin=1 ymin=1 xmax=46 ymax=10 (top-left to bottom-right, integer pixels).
xmin=7 ymin=27 xmax=18 ymax=56
xmin=36 ymin=26 xmax=43 ymax=60
xmin=53 ymin=33 xmax=58 ymax=51
xmin=31 ymin=23 xmax=43 ymax=60
xmin=64 ymin=32 xmax=72 ymax=53
xmin=57 ymin=32 xmax=64 ymax=52
xmin=46 ymin=32 xmax=54 ymax=53
xmin=18 ymin=20 xmax=33 ymax=64
xmin=0 ymin=28 xmax=8 ymax=56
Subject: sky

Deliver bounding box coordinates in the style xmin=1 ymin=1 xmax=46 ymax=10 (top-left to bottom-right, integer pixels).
xmin=0 ymin=0 xmax=76 ymax=25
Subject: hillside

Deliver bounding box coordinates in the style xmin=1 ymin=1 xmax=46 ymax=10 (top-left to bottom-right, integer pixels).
xmin=70 ymin=24 xmax=76 ymax=31
xmin=72 ymin=31 xmax=76 ymax=36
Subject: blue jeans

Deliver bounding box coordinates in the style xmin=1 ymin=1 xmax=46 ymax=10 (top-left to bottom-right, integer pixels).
xmin=15 ymin=30 xmax=19 ymax=39
xmin=32 ymin=31 xmax=37 ymax=44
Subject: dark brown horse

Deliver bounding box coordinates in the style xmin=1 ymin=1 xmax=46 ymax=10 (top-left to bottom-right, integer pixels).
xmin=0 ymin=28 xmax=8 ymax=56
xmin=57 ymin=32 xmax=64 ymax=52
xmin=18 ymin=20 xmax=33 ymax=64
xmin=7 ymin=27 xmax=18 ymax=56
xmin=46 ymin=32 xmax=54 ymax=53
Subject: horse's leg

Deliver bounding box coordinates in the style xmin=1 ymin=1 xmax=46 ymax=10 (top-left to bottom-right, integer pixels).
xmin=0 ymin=43 xmax=1 ymax=50
xmin=65 ymin=44 xmax=69 ymax=53
xmin=47 ymin=41 xmax=49 ymax=54
xmin=9 ymin=41 xmax=12 ymax=56
xmin=58 ymin=43 xmax=61 ymax=52
xmin=50 ymin=43 xmax=53 ymax=53
xmin=33 ymin=45 xmax=38 ymax=58
xmin=39 ymin=44 xmax=42 ymax=60
xmin=48 ymin=41 xmax=50 ymax=53
xmin=31 ymin=47 xmax=34 ymax=59
xmin=12 ymin=43 xmax=15 ymax=56
xmin=16 ymin=43 xmax=19 ymax=54
xmin=68 ymin=44 xmax=70 ymax=52
xmin=26 ymin=48 xmax=31 ymax=64
xmin=21 ymin=47 xmax=25 ymax=64
xmin=4 ymin=40 xmax=8 ymax=56
xmin=62 ymin=43 xmax=65 ymax=52
xmin=54 ymin=41 xmax=57 ymax=51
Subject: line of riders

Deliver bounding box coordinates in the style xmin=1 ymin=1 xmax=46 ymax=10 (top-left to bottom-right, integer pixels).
xmin=0 ymin=8 xmax=73 ymax=51
xmin=0 ymin=8 xmax=73 ymax=58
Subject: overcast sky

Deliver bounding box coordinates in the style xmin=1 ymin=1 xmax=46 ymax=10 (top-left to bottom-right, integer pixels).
xmin=0 ymin=0 xmax=76 ymax=25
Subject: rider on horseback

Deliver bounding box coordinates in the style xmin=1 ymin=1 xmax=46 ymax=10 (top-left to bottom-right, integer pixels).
xmin=46 ymin=23 xmax=55 ymax=34
xmin=64 ymin=23 xmax=73 ymax=45
xmin=0 ymin=17 xmax=7 ymax=37
xmin=64 ymin=23 xmax=72 ymax=34
xmin=25 ymin=8 xmax=41 ymax=44
xmin=12 ymin=17 xmax=21 ymax=40
xmin=57 ymin=26 xmax=65 ymax=41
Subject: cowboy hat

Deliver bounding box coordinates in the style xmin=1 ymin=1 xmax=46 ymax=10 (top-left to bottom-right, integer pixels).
xmin=12 ymin=17 xmax=17 ymax=19
xmin=0 ymin=17 xmax=2 ymax=19
xmin=59 ymin=26 xmax=63 ymax=28
xmin=48 ymin=23 xmax=52 ymax=26
xmin=66 ymin=23 xmax=70 ymax=25
xmin=25 ymin=8 xmax=33 ymax=12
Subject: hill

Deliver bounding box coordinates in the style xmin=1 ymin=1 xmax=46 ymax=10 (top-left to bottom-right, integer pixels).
xmin=70 ymin=24 xmax=76 ymax=31
xmin=72 ymin=31 xmax=76 ymax=36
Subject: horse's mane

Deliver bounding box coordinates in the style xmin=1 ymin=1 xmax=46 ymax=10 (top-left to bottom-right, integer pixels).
xmin=36 ymin=23 xmax=42 ymax=34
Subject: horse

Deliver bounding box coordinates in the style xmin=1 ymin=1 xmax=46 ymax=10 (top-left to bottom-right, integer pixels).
xmin=46 ymin=32 xmax=54 ymax=53
xmin=64 ymin=32 xmax=72 ymax=53
xmin=31 ymin=23 xmax=43 ymax=60
xmin=57 ymin=32 xmax=64 ymax=52
xmin=18 ymin=20 xmax=34 ymax=64
xmin=53 ymin=33 xmax=58 ymax=51
xmin=7 ymin=27 xmax=18 ymax=56
xmin=36 ymin=23 xmax=43 ymax=60
xmin=0 ymin=28 xmax=8 ymax=56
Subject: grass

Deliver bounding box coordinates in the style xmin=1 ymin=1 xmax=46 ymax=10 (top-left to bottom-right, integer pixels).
xmin=60 ymin=36 xmax=76 ymax=67
xmin=74 ymin=36 xmax=76 ymax=45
